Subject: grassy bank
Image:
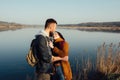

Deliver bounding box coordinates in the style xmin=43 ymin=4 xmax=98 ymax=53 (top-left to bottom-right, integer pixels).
xmin=59 ymin=26 xmax=120 ymax=32
xmin=1 ymin=25 xmax=120 ymax=32
xmin=0 ymin=25 xmax=40 ymax=31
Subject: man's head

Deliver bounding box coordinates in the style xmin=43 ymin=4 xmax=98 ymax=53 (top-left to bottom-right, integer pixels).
xmin=44 ymin=18 xmax=57 ymax=32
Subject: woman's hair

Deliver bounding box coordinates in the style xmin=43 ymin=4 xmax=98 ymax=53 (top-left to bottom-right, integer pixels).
xmin=56 ymin=31 xmax=65 ymax=40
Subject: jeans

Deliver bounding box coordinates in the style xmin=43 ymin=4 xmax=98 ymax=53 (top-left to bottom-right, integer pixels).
xmin=51 ymin=65 xmax=65 ymax=80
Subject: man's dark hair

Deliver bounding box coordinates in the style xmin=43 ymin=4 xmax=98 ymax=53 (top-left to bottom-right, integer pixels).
xmin=45 ymin=18 xmax=57 ymax=29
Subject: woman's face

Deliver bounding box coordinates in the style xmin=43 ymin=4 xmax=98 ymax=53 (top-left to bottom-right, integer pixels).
xmin=53 ymin=32 xmax=60 ymax=39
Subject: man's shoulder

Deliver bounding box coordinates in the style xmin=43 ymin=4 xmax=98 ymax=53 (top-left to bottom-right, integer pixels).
xmin=35 ymin=35 xmax=46 ymax=41
xmin=36 ymin=33 xmax=46 ymax=38
xmin=35 ymin=34 xmax=49 ymax=44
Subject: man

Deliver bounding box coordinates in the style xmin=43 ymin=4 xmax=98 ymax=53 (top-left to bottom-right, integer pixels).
xmin=34 ymin=18 xmax=68 ymax=80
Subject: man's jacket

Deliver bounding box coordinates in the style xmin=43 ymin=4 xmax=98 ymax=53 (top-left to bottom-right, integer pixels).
xmin=34 ymin=31 xmax=52 ymax=73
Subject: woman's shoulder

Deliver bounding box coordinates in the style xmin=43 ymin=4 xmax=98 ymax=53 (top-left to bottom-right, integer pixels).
xmin=62 ymin=40 xmax=69 ymax=46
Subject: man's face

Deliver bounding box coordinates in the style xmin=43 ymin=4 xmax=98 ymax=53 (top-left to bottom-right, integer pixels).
xmin=49 ymin=23 xmax=57 ymax=32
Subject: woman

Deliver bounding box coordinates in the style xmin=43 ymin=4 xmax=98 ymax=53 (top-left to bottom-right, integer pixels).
xmin=49 ymin=31 xmax=72 ymax=80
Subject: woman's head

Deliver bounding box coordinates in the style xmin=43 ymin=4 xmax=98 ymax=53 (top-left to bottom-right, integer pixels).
xmin=53 ymin=31 xmax=65 ymax=40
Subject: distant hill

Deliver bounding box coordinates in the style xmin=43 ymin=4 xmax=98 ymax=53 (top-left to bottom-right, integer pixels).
xmin=0 ymin=21 xmax=24 ymax=31
xmin=0 ymin=21 xmax=9 ymax=26
xmin=59 ymin=22 xmax=120 ymax=27
xmin=0 ymin=21 xmax=22 ymax=26
xmin=0 ymin=21 xmax=41 ymax=31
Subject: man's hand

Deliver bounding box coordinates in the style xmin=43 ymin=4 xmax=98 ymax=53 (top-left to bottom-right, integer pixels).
xmin=49 ymin=41 xmax=54 ymax=49
xmin=51 ymin=56 xmax=68 ymax=62
xmin=62 ymin=56 xmax=68 ymax=61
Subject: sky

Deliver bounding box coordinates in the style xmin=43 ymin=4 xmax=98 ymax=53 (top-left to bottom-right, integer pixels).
xmin=0 ymin=0 xmax=120 ymax=25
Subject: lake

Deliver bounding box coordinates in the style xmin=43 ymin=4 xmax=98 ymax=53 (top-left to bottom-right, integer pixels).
xmin=0 ymin=27 xmax=120 ymax=80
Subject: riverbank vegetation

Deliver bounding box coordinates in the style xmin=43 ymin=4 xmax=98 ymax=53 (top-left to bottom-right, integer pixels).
xmin=70 ymin=43 xmax=120 ymax=80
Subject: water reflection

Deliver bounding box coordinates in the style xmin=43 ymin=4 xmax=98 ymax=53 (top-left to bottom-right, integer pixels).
xmin=0 ymin=28 xmax=120 ymax=80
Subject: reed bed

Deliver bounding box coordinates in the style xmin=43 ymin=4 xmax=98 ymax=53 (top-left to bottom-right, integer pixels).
xmin=96 ymin=42 xmax=120 ymax=74
xmin=95 ymin=42 xmax=120 ymax=80
xmin=70 ymin=42 xmax=120 ymax=80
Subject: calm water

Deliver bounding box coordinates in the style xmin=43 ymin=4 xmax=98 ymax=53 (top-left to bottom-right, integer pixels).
xmin=0 ymin=28 xmax=120 ymax=80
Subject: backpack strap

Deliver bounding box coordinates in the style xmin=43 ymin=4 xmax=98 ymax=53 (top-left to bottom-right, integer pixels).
xmin=30 ymin=39 xmax=35 ymax=47
xmin=38 ymin=33 xmax=49 ymax=47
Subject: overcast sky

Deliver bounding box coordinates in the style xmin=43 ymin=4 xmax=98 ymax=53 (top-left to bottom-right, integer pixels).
xmin=0 ymin=0 xmax=120 ymax=25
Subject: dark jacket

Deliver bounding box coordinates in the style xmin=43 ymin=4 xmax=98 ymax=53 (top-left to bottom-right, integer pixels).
xmin=34 ymin=32 xmax=52 ymax=73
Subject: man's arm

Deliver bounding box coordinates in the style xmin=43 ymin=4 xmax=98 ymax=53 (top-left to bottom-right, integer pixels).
xmin=51 ymin=56 xmax=68 ymax=62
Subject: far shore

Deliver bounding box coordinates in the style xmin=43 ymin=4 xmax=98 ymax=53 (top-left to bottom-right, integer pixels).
xmin=58 ymin=26 xmax=120 ymax=32
xmin=0 ymin=25 xmax=40 ymax=32
xmin=0 ymin=25 xmax=120 ymax=33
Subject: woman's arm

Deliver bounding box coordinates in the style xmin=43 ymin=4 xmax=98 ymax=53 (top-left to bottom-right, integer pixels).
xmin=53 ymin=42 xmax=69 ymax=57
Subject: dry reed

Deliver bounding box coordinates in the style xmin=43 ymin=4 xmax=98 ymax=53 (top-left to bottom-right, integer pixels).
xmin=96 ymin=42 xmax=120 ymax=75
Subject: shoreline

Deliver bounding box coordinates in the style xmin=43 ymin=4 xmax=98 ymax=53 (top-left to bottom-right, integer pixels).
xmin=0 ymin=25 xmax=40 ymax=32
xmin=0 ymin=25 xmax=120 ymax=33
xmin=58 ymin=26 xmax=120 ymax=33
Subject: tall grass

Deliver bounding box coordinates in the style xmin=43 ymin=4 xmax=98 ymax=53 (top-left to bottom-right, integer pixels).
xmin=70 ymin=42 xmax=120 ymax=80
xmin=70 ymin=52 xmax=93 ymax=80
xmin=96 ymin=43 xmax=120 ymax=74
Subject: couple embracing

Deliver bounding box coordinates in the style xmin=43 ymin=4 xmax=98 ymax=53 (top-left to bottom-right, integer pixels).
xmin=33 ymin=18 xmax=72 ymax=80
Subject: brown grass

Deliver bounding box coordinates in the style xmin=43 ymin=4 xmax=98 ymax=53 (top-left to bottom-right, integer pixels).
xmin=71 ymin=42 xmax=120 ymax=80
xmin=96 ymin=43 xmax=120 ymax=75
